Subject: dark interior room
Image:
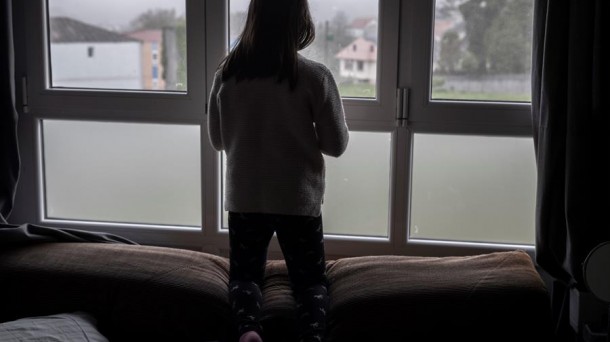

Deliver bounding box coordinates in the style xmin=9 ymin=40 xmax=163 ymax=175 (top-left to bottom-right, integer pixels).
xmin=1 ymin=0 xmax=609 ymax=341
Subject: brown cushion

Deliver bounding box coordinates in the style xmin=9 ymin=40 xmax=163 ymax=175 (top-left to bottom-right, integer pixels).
xmin=0 ymin=243 xmax=231 ymax=342
xmin=0 ymin=244 xmax=552 ymax=342
xmin=325 ymin=250 xmax=552 ymax=342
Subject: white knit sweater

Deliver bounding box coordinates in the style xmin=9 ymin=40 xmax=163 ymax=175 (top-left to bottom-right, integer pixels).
xmin=207 ymin=56 xmax=349 ymax=216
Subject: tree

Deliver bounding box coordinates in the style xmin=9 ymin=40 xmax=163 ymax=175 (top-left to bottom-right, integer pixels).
xmin=459 ymin=0 xmax=507 ymax=74
xmin=458 ymin=0 xmax=533 ymax=75
xmin=129 ymin=9 xmax=178 ymax=31
xmin=485 ymin=0 xmax=533 ymax=74
xmin=439 ymin=30 xmax=462 ymax=73
xmin=436 ymin=0 xmax=466 ymax=20
xmin=301 ymin=11 xmax=352 ymax=76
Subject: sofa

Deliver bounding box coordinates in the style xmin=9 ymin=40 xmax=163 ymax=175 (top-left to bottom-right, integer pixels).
xmin=0 ymin=241 xmax=553 ymax=342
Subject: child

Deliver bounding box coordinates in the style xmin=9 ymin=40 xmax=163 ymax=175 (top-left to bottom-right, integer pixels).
xmin=207 ymin=0 xmax=349 ymax=341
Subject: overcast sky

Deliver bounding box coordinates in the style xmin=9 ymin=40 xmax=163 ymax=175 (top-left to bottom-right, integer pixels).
xmin=49 ymin=0 xmax=377 ymax=31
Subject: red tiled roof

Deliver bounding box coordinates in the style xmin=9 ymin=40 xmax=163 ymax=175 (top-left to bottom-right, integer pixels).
xmin=335 ymin=38 xmax=377 ymax=62
xmin=126 ymin=29 xmax=163 ymax=43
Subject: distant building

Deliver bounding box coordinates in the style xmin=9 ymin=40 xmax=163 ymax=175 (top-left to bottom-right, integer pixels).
xmin=49 ymin=17 xmax=142 ymax=89
xmin=127 ymin=29 xmax=165 ymax=90
xmin=335 ymin=37 xmax=377 ymax=84
xmin=347 ymin=17 xmax=377 ymax=42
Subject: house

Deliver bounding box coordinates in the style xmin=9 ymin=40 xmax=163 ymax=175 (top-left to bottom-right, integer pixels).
xmin=49 ymin=17 xmax=142 ymax=90
xmin=346 ymin=16 xmax=377 ymax=42
xmin=335 ymin=37 xmax=377 ymax=84
xmin=126 ymin=29 xmax=165 ymax=90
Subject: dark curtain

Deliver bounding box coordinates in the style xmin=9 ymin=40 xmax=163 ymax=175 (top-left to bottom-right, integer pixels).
xmin=0 ymin=0 xmax=20 ymax=224
xmin=532 ymin=0 xmax=610 ymax=337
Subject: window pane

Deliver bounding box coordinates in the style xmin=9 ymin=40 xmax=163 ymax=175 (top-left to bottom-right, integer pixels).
xmin=42 ymin=120 xmax=201 ymax=226
xmin=322 ymin=132 xmax=391 ymax=237
xmin=410 ymin=133 xmax=536 ymax=245
xmin=48 ymin=0 xmax=187 ymax=91
xmin=222 ymin=132 xmax=392 ymax=238
xmin=432 ymin=0 xmax=534 ymax=102
xmin=229 ymin=0 xmax=379 ymax=98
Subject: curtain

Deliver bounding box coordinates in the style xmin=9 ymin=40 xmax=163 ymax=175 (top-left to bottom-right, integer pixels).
xmin=532 ymin=0 xmax=610 ymax=338
xmin=0 ymin=0 xmax=20 ymax=224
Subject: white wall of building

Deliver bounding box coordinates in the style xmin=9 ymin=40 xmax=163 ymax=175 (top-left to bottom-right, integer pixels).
xmin=339 ymin=59 xmax=376 ymax=84
xmin=50 ymin=42 xmax=142 ymax=89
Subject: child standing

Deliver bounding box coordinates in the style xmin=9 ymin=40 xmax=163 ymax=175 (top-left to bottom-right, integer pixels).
xmin=207 ymin=0 xmax=349 ymax=341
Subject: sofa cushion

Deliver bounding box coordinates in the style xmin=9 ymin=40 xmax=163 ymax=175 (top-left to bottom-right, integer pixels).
xmin=0 ymin=243 xmax=231 ymax=342
xmin=324 ymin=250 xmax=552 ymax=342
xmin=0 ymin=243 xmax=551 ymax=342
xmin=0 ymin=311 xmax=108 ymax=342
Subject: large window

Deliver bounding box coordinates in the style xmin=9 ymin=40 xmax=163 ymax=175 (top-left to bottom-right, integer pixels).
xmin=12 ymin=0 xmax=536 ymax=257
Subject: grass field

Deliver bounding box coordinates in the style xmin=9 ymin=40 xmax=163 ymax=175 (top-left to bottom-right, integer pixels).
xmin=432 ymin=90 xmax=531 ymax=102
xmin=338 ymin=83 xmax=376 ymax=98
xmin=337 ymin=82 xmax=530 ymax=102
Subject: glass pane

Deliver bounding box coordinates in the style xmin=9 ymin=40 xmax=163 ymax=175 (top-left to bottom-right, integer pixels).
xmin=410 ymin=133 xmax=536 ymax=245
xmin=229 ymin=0 xmax=379 ymax=98
xmin=323 ymin=132 xmax=391 ymax=237
xmin=43 ymin=120 xmax=201 ymax=226
xmin=222 ymin=132 xmax=391 ymax=238
xmin=48 ymin=0 xmax=187 ymax=91
xmin=432 ymin=0 xmax=534 ymax=102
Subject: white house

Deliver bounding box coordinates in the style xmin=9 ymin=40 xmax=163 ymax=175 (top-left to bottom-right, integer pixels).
xmin=346 ymin=17 xmax=378 ymax=42
xmin=335 ymin=37 xmax=377 ymax=84
xmin=49 ymin=17 xmax=142 ymax=90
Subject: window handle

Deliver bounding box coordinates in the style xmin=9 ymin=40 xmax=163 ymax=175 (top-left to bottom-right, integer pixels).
xmin=396 ymin=87 xmax=409 ymax=127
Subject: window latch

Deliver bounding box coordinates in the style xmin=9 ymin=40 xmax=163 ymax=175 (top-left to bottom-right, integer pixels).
xmin=395 ymin=88 xmax=409 ymax=127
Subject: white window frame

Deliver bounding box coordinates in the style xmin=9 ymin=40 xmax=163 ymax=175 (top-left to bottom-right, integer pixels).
xmin=10 ymin=0 xmax=534 ymax=259
xmin=394 ymin=0 xmax=535 ymax=257
xmin=12 ymin=0 xmax=226 ymax=250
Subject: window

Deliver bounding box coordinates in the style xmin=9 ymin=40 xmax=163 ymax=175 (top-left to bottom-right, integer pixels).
xmin=345 ymin=60 xmax=354 ymax=70
xmin=410 ymin=133 xmax=536 ymax=245
xmin=14 ymin=0 xmax=214 ymax=247
xmin=13 ymin=0 xmax=535 ymax=257
xmin=399 ymin=0 xmax=536 ymax=251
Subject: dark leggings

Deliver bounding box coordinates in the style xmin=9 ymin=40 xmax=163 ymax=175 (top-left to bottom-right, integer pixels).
xmin=228 ymin=212 xmax=329 ymax=342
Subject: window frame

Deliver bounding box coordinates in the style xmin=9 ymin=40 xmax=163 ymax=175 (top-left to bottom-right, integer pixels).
xmin=12 ymin=0 xmax=222 ymax=249
xmin=10 ymin=0 xmax=535 ymax=259
xmin=395 ymin=0 xmax=535 ymax=257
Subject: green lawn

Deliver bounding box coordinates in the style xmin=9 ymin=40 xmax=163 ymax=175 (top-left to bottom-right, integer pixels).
xmin=432 ymin=90 xmax=531 ymax=102
xmin=338 ymin=83 xmax=376 ymax=98
xmin=337 ymin=82 xmax=530 ymax=102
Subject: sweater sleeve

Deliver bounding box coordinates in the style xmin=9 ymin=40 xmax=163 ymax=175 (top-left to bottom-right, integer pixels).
xmin=207 ymin=71 xmax=223 ymax=151
xmin=313 ymin=68 xmax=349 ymax=157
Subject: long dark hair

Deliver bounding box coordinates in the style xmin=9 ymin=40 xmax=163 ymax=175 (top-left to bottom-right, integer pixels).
xmin=220 ymin=0 xmax=315 ymax=89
